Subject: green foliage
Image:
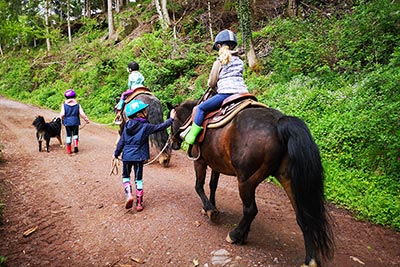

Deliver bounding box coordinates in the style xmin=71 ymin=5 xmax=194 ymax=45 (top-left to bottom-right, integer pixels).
xmin=0 ymin=55 xmax=33 ymax=98
xmin=0 ymin=255 xmax=6 ymax=266
xmin=259 ymin=69 xmax=399 ymax=229
xmin=337 ymin=0 xmax=400 ymax=71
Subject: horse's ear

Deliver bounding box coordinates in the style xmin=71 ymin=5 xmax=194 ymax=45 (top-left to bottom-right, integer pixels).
xmin=166 ymin=102 xmax=174 ymax=111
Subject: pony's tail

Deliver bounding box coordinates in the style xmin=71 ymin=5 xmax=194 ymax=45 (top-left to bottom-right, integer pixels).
xmin=277 ymin=116 xmax=334 ymax=262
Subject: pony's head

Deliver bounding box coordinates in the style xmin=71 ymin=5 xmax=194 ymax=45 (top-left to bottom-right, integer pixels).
xmin=167 ymin=100 xmax=197 ymax=151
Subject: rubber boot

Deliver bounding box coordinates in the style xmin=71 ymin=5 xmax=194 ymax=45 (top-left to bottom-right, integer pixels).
xmin=136 ymin=189 xmax=144 ymax=211
xmin=73 ymin=139 xmax=79 ymax=153
xmin=184 ymin=123 xmax=203 ymax=145
xmin=124 ymin=182 xmax=134 ymax=209
xmin=66 ymin=144 xmax=72 ymax=154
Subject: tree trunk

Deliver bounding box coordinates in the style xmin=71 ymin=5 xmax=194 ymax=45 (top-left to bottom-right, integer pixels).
xmin=67 ymin=0 xmax=72 ymax=43
xmin=108 ymin=0 xmax=115 ymax=39
xmin=87 ymin=0 xmax=92 ymax=18
xmin=236 ymin=0 xmax=259 ymax=71
xmin=116 ymin=0 xmax=120 ymax=13
xmin=161 ymin=0 xmax=171 ymax=26
xmin=154 ymin=0 xmax=169 ymax=29
xmin=288 ymin=0 xmax=298 ymax=17
xmin=208 ymin=1 xmax=213 ymax=41
xmin=45 ymin=0 xmax=51 ymax=52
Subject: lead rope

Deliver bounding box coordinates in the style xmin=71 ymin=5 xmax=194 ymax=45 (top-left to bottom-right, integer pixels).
xmin=144 ymin=136 xmax=171 ymax=166
xmin=110 ymin=157 xmax=120 ymax=176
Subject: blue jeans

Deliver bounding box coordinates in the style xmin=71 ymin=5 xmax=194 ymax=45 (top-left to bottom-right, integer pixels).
xmin=194 ymin=93 xmax=232 ymax=125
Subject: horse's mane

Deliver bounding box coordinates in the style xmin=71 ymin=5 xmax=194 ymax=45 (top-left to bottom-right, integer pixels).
xmin=181 ymin=100 xmax=197 ymax=110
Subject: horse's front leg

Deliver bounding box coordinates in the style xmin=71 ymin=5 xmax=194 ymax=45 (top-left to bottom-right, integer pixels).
xmin=209 ymin=170 xmax=220 ymax=208
xmin=226 ymin=180 xmax=258 ymax=244
xmin=194 ymin=162 xmax=217 ymax=220
xmin=207 ymin=170 xmax=220 ymax=219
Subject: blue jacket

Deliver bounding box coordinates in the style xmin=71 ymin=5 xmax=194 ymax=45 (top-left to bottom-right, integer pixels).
xmin=114 ymin=117 xmax=173 ymax=161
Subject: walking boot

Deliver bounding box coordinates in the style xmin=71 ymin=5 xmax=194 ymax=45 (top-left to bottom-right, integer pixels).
xmin=184 ymin=123 xmax=203 ymax=145
xmin=73 ymin=139 xmax=79 ymax=153
xmin=136 ymin=189 xmax=144 ymax=211
xmin=124 ymin=183 xmax=134 ymax=209
xmin=66 ymin=144 xmax=72 ymax=154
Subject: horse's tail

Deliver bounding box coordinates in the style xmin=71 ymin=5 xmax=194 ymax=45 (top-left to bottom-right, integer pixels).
xmin=277 ymin=115 xmax=334 ymax=262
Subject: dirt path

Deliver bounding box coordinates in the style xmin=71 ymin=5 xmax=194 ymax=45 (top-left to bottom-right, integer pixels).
xmin=0 ymin=97 xmax=399 ymax=267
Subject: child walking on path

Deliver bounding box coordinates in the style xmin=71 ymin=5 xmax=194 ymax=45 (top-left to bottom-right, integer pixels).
xmin=114 ymin=100 xmax=175 ymax=211
xmin=114 ymin=61 xmax=146 ymax=124
xmin=60 ymin=89 xmax=90 ymax=154
xmin=183 ymin=29 xmax=248 ymax=144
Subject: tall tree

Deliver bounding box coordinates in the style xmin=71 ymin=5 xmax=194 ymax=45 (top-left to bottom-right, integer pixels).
xmin=288 ymin=0 xmax=299 ymax=17
xmin=107 ymin=0 xmax=115 ymax=39
xmin=45 ymin=0 xmax=51 ymax=52
xmin=67 ymin=0 xmax=72 ymax=42
xmin=236 ymin=0 xmax=259 ymax=71
xmin=154 ymin=0 xmax=170 ymax=29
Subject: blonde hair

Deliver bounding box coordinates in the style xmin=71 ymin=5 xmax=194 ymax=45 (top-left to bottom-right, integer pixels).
xmin=218 ymin=45 xmax=231 ymax=65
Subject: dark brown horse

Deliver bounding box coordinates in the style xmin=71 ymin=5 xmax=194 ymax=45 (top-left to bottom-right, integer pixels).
xmin=168 ymin=100 xmax=334 ymax=267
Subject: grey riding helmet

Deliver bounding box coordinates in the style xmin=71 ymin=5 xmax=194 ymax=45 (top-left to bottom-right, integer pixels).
xmin=213 ymin=29 xmax=237 ymax=51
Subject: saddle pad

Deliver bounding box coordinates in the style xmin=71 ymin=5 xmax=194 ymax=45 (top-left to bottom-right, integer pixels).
xmin=197 ymin=99 xmax=268 ymax=142
xmin=124 ymin=87 xmax=152 ymax=103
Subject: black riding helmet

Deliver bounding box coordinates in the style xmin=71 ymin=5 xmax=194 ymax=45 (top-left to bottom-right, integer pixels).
xmin=127 ymin=61 xmax=139 ymax=72
xmin=213 ymin=29 xmax=237 ymax=51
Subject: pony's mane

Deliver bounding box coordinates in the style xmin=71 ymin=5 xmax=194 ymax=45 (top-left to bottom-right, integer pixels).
xmin=181 ymin=100 xmax=197 ymax=110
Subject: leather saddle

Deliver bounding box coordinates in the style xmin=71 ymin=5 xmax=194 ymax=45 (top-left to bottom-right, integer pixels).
xmin=182 ymin=93 xmax=268 ymax=143
xmin=124 ymin=87 xmax=152 ymax=103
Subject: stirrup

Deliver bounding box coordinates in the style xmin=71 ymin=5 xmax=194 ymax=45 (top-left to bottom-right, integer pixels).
xmin=179 ymin=125 xmax=191 ymax=140
xmin=114 ymin=115 xmax=123 ymax=125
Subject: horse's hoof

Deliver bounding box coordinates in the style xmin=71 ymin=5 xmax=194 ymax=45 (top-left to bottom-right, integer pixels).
xmin=206 ymin=210 xmax=214 ymax=219
xmin=201 ymin=208 xmax=207 ymax=216
xmin=226 ymin=233 xmax=234 ymax=243
xmin=300 ymin=259 xmax=318 ymax=267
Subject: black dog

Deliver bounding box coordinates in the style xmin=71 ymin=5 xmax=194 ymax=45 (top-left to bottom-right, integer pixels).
xmin=32 ymin=116 xmax=62 ymax=152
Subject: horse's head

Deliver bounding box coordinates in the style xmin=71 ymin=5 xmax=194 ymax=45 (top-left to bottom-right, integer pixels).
xmin=167 ymin=100 xmax=197 ymax=150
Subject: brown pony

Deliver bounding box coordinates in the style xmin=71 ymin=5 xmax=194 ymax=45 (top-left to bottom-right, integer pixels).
xmin=168 ymin=100 xmax=334 ymax=267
